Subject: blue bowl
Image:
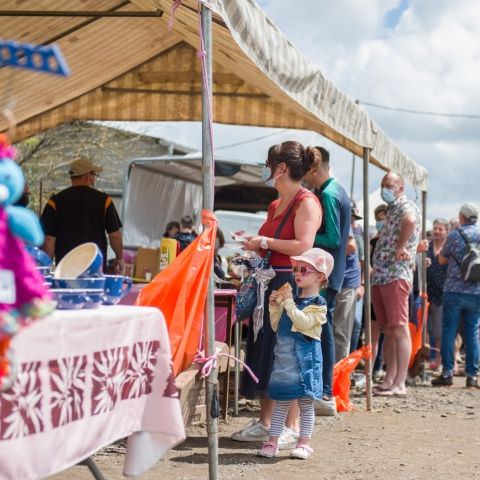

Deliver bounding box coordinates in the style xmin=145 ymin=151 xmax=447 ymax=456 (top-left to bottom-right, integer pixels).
xmin=102 ymin=275 xmax=132 ymax=305
xmin=52 ymin=277 xmax=106 ymax=290
xmin=54 ymin=243 xmax=103 ymax=279
xmin=26 ymin=245 xmax=53 ymax=267
xmin=83 ymin=289 xmax=105 ymax=309
xmin=50 ymin=289 xmax=87 ymax=310
xmin=36 ymin=266 xmax=52 ymax=277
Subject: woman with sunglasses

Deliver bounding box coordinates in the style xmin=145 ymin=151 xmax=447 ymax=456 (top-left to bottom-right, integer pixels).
xmin=231 ymin=141 xmax=322 ymax=448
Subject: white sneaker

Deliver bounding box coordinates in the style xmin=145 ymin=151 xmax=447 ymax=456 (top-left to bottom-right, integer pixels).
xmin=278 ymin=426 xmax=299 ymax=450
xmin=314 ymin=397 xmax=337 ymax=416
xmin=231 ymin=420 xmax=269 ymax=442
xmin=290 ymin=444 xmax=313 ymax=460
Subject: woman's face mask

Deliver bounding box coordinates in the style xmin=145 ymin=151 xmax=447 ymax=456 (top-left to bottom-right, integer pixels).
xmin=261 ymin=165 xmax=283 ymax=188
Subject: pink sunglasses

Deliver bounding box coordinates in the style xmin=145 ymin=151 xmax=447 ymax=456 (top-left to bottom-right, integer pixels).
xmin=292 ymin=265 xmax=317 ymax=275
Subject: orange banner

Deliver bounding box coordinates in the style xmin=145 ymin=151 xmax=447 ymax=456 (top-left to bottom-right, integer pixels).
xmin=333 ymin=345 xmax=372 ymax=412
xmin=409 ymin=293 xmax=430 ymax=368
xmin=137 ymin=210 xmax=217 ymax=375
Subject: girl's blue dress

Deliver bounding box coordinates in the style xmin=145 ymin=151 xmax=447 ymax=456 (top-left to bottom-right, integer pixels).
xmin=268 ymin=295 xmax=324 ymax=401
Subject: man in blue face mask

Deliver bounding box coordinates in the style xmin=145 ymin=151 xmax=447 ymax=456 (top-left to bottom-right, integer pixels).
xmin=371 ymin=172 xmax=420 ymax=398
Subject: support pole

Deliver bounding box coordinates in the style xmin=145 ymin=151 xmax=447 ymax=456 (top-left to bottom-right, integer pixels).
xmin=350 ymin=100 xmax=360 ymax=200
xmin=201 ymin=6 xmax=218 ymax=480
xmin=350 ymin=153 xmax=356 ymax=200
xmin=421 ymin=190 xmax=428 ymax=379
xmin=362 ymin=147 xmax=373 ymax=411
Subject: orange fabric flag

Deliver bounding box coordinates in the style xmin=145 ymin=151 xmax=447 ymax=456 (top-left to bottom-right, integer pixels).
xmin=136 ymin=210 xmax=217 ymax=375
xmin=333 ymin=345 xmax=372 ymax=412
xmin=409 ymin=293 xmax=430 ymax=368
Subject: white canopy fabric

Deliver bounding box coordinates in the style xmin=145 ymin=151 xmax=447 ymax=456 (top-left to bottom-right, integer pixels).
xmin=122 ymin=154 xmax=265 ymax=247
xmin=0 ymin=0 xmax=427 ymax=190
xmin=202 ymin=0 xmax=427 ymax=191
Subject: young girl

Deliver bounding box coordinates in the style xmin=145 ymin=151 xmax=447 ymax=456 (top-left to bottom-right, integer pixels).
xmin=258 ymin=247 xmax=333 ymax=460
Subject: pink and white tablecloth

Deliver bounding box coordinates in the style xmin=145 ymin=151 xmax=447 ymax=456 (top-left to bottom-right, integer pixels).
xmin=0 ymin=306 xmax=185 ymax=480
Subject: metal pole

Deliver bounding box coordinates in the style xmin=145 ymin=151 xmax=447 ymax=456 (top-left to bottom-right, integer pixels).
xmin=350 ymin=100 xmax=360 ymax=200
xmin=362 ymin=147 xmax=373 ymax=411
xmin=421 ymin=190 xmax=428 ymax=380
xmin=350 ymin=154 xmax=355 ymax=200
xmin=233 ymin=320 xmax=241 ymax=416
xmin=201 ymin=6 xmax=218 ymax=480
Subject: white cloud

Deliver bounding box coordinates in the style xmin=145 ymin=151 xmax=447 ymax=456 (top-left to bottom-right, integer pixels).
xmin=109 ymin=1 xmax=480 ymax=224
xmin=257 ymin=0 xmax=480 ymax=221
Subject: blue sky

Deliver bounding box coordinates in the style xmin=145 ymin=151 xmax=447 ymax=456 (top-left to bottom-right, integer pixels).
xmin=384 ymin=0 xmax=411 ymax=28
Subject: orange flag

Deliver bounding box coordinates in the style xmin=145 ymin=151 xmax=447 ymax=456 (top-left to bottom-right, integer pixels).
xmin=333 ymin=345 xmax=372 ymax=412
xmin=409 ymin=293 xmax=430 ymax=368
xmin=137 ymin=210 xmax=217 ymax=375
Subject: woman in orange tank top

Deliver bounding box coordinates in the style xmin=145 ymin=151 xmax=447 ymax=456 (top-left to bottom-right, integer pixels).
xmin=231 ymin=141 xmax=322 ymax=444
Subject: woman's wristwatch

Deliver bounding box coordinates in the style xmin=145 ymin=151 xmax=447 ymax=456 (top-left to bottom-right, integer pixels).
xmin=260 ymin=236 xmax=269 ymax=250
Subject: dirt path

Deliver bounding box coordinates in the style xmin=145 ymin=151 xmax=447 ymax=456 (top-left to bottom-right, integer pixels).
xmin=50 ymin=377 xmax=479 ymax=480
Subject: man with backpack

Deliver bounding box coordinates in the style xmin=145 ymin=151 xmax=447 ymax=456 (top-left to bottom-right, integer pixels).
xmin=432 ymin=203 xmax=480 ymax=388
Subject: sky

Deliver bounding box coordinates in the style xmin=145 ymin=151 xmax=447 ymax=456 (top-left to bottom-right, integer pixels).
xmin=107 ymin=0 xmax=480 ymax=222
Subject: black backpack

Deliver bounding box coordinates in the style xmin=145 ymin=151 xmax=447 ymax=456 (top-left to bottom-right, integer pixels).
xmin=454 ymin=228 xmax=480 ymax=283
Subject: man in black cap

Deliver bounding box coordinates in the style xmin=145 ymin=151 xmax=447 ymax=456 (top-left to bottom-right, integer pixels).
xmin=40 ymin=157 xmax=123 ymax=271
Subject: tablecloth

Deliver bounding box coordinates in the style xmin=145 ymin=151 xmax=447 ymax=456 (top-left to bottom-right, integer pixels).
xmin=0 ymin=306 xmax=185 ymax=479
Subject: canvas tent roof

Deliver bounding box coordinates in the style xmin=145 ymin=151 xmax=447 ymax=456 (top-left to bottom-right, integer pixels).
xmin=122 ymin=154 xmax=268 ymax=247
xmin=127 ymin=153 xmax=264 ymax=188
xmin=0 ymin=0 xmax=427 ymax=190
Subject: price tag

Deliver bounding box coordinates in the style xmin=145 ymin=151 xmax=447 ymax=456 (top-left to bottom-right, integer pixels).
xmin=0 ymin=270 xmax=16 ymax=304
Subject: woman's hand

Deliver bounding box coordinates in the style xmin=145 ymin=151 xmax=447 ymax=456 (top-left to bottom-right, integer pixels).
xmin=242 ymin=236 xmax=261 ymax=251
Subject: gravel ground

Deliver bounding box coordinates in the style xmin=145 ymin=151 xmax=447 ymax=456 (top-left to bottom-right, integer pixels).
xmin=50 ymin=375 xmax=479 ymax=480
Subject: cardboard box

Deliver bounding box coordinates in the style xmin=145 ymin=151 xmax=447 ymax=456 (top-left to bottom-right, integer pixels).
xmin=134 ymin=247 xmax=160 ymax=279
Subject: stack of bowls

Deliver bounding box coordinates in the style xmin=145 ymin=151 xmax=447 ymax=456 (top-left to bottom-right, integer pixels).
xmin=26 ymin=245 xmax=54 ymax=286
xmin=51 ymin=243 xmax=105 ymax=310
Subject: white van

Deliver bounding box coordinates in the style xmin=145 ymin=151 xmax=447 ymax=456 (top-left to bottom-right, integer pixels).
xmin=215 ymin=210 xmax=267 ymax=257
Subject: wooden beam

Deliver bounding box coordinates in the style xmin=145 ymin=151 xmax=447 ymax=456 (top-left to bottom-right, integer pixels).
xmin=102 ymin=86 xmax=269 ymax=99
xmin=137 ymin=71 xmax=244 ymax=87
xmin=0 ymin=10 xmax=163 ymax=17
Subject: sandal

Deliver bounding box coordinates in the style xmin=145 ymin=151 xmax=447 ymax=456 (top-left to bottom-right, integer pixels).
xmin=290 ymin=444 xmax=313 ymax=460
xmin=372 ymin=385 xmax=392 ymax=394
xmin=373 ymin=388 xmax=394 ymax=397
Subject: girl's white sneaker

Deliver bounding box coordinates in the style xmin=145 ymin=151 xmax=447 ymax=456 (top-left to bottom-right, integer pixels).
xmin=290 ymin=444 xmax=313 ymax=460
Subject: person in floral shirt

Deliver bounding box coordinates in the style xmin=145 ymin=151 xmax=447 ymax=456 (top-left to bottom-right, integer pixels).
xmin=371 ymin=172 xmax=420 ymax=397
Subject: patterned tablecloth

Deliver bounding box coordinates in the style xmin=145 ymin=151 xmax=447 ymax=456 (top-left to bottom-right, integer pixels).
xmin=0 ymin=306 xmax=185 ymax=480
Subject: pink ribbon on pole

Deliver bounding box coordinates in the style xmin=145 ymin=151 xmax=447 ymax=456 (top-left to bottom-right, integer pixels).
xmin=194 ymin=349 xmax=259 ymax=383
xmin=168 ymin=0 xmax=182 ymax=30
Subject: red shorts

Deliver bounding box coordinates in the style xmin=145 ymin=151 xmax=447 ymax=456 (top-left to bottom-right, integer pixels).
xmin=372 ymin=279 xmax=411 ymax=329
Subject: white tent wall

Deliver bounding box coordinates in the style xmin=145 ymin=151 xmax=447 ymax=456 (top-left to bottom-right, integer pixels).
xmin=123 ymin=165 xmax=202 ymax=247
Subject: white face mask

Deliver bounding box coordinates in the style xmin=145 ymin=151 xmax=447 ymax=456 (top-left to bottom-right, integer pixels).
xmin=261 ymin=166 xmax=283 ymax=188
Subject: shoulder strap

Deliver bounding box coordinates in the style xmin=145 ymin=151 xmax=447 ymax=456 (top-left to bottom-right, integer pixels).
xmin=452 ymin=228 xmax=472 ymax=267
xmin=272 ymin=193 xmax=298 ymax=239
xmin=263 ymin=191 xmax=300 ymax=265
xmin=457 ymin=227 xmax=472 ymax=246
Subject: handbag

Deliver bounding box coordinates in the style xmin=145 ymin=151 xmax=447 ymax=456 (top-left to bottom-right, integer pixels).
xmin=235 ymin=193 xmax=299 ymax=322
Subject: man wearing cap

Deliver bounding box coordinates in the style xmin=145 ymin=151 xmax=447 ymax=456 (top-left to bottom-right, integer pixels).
xmin=40 ymin=158 xmax=123 ymax=271
xmin=432 ymin=203 xmax=480 ymax=388
xmin=371 ymin=172 xmax=420 ymax=397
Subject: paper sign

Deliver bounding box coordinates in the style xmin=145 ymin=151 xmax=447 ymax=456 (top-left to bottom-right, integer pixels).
xmin=0 ymin=270 xmax=16 ymax=304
